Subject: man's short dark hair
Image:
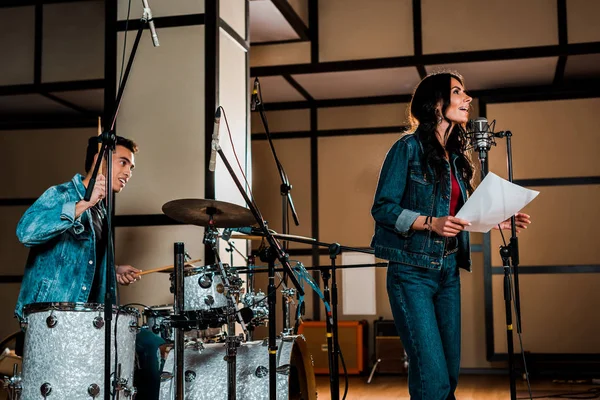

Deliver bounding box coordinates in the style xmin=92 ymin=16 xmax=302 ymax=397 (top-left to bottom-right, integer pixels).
xmin=85 ymin=135 xmax=139 ymax=173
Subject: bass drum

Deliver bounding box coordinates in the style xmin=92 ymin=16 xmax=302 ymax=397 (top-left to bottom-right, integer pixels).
xmin=21 ymin=302 xmax=139 ymax=399
xmin=159 ymin=335 xmax=316 ymax=400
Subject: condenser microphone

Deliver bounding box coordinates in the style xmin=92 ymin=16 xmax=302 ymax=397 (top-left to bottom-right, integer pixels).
xmin=469 ymin=117 xmax=494 ymax=162
xmin=250 ymin=78 xmax=260 ymax=111
xmin=141 ymin=0 xmax=160 ymax=47
xmin=209 ymin=108 xmax=221 ymax=172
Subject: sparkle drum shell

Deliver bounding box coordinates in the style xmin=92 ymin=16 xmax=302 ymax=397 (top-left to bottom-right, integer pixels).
xmin=159 ymin=336 xmax=317 ymax=400
xmin=182 ymin=266 xmax=228 ymax=312
xmin=21 ymin=302 xmax=139 ymax=399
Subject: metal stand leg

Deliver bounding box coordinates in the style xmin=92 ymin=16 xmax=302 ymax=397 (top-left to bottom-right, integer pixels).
xmin=367 ymin=359 xmax=381 ymax=384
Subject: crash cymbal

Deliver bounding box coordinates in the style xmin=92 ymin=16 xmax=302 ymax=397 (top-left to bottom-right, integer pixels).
xmin=162 ymin=199 xmax=257 ymax=228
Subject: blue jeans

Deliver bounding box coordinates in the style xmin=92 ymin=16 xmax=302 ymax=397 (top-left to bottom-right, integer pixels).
xmin=135 ymin=328 xmax=166 ymax=400
xmin=387 ymin=253 xmax=461 ymax=400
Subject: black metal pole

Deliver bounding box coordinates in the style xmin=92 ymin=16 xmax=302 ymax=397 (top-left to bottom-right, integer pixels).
xmin=267 ymin=253 xmax=278 ymax=400
xmin=329 ymin=244 xmax=342 ymax=400
xmin=174 ymin=242 xmax=185 ymax=400
xmin=501 ymin=247 xmax=517 ymax=400
xmin=320 ymin=267 xmax=336 ymax=400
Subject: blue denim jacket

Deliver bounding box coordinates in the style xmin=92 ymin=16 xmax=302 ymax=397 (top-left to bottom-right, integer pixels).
xmin=371 ymin=133 xmax=472 ymax=271
xmin=15 ymin=174 xmax=115 ymax=319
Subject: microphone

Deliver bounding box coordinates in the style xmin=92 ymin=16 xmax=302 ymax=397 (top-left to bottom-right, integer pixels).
xmin=250 ymin=78 xmax=260 ymax=111
xmin=209 ymin=108 xmax=221 ymax=172
xmin=141 ymin=0 xmax=160 ymax=47
xmin=468 ymin=117 xmax=495 ymax=162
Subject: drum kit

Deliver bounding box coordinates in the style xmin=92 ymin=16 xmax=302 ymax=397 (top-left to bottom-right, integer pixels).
xmin=1 ymin=199 xmax=318 ymax=400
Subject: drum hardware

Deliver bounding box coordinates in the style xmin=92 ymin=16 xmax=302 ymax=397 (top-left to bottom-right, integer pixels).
xmin=93 ymin=316 xmax=105 ymax=329
xmin=88 ymin=383 xmax=100 ymax=397
xmin=2 ymin=364 xmax=23 ymax=400
xmin=45 ymin=314 xmax=57 ymax=328
xmin=40 ymin=382 xmax=52 ymax=398
xmin=281 ymin=287 xmax=296 ymax=336
xmin=184 ymin=370 xmax=196 ymax=383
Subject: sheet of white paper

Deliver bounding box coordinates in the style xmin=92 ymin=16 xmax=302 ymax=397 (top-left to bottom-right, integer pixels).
xmin=455 ymin=172 xmax=539 ymax=233
xmin=341 ymin=252 xmax=376 ymax=315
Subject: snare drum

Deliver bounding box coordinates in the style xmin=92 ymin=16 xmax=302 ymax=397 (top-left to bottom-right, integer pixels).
xmin=21 ymin=302 xmax=139 ymax=399
xmin=159 ymin=335 xmax=317 ymax=400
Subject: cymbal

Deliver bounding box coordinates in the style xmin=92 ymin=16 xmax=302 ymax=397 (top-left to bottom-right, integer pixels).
xmin=162 ymin=199 xmax=257 ymax=228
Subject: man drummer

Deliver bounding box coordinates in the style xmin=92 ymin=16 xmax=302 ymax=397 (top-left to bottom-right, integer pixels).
xmin=14 ymin=136 xmax=164 ymax=399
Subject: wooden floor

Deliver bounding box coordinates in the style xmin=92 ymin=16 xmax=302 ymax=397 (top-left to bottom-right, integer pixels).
xmin=314 ymin=374 xmax=600 ymax=399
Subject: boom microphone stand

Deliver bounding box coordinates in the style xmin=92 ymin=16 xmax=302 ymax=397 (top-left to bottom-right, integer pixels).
xmin=212 ymin=124 xmax=304 ymax=400
xmin=476 ymin=127 xmax=523 ymax=400
xmin=252 ymin=77 xmax=301 ymax=334
xmin=84 ymin=6 xmax=158 ymax=399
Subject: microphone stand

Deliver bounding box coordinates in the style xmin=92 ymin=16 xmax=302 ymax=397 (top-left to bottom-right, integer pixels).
xmin=253 ymin=78 xmax=300 ymax=335
xmin=481 ymin=131 xmax=522 ymax=400
xmin=84 ymin=10 xmax=154 ymax=400
xmin=214 ymin=138 xmax=304 ymax=400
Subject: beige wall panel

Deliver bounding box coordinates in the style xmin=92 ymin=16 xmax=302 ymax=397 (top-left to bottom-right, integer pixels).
xmin=0 ymin=284 xmax=22 ymax=344
xmin=0 ymin=6 xmax=34 ymax=86
xmin=288 ymin=0 xmax=308 ymax=26
xmin=251 ymin=109 xmax=310 ymax=134
xmin=116 ymin=26 xmax=205 ymax=215
xmin=115 ymin=225 xmax=205 ymax=307
xmin=217 ymin=30 xmax=250 ymax=207
xmin=42 ymin=1 xmax=104 ymax=82
xmin=493 ymin=273 xmax=600 ymax=353
xmin=491 ymin=184 xmax=600 ymax=267
xmin=217 ymin=31 xmax=250 ymax=263
xmin=488 ymin=98 xmax=600 ymax=180
xmin=422 ymin=0 xmax=558 ymax=54
xmin=0 ymin=128 xmax=94 ymax=199
xmin=318 ymin=0 xmax=413 ymax=62
xmin=318 ymin=133 xmax=401 ymax=247
xmin=0 ymin=207 xmax=29 ymax=276
xmin=220 ymin=0 xmax=246 ymax=39
xmin=567 ymin=0 xmax=600 ymax=43
xmin=251 ymin=138 xmax=312 ymax=248
xmin=318 ymin=104 xmax=409 ymax=131
xmin=118 ymin=0 xmax=205 ymax=20
xmin=249 ymin=42 xmax=311 ymax=67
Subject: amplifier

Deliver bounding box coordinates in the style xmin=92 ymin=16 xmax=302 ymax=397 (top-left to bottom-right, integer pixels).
xmin=373 ymin=319 xmax=407 ymax=374
xmin=297 ymin=320 xmax=367 ymax=375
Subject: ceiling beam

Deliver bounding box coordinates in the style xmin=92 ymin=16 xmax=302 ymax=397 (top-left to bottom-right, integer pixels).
xmin=0 ymin=79 xmax=105 ymax=96
xmin=271 ymin=0 xmax=309 ymax=41
xmin=251 ymin=42 xmax=600 ymax=77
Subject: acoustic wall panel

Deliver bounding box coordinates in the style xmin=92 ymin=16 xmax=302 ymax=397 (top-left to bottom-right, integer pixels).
xmin=42 ymin=1 xmax=105 ymax=82
xmin=0 ymin=6 xmax=35 ymax=86
xmin=115 ymin=25 xmax=206 ymax=215
xmin=0 ymin=128 xmax=95 ymax=199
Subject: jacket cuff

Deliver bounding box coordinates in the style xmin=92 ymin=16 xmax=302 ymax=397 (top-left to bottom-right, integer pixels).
xmin=61 ymin=201 xmax=84 ymax=234
xmin=395 ymin=209 xmax=420 ymax=236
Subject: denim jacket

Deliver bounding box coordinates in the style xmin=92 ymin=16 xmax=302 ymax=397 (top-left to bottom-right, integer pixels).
xmin=371 ymin=133 xmax=472 ymax=271
xmin=15 ymin=174 xmax=115 ymax=319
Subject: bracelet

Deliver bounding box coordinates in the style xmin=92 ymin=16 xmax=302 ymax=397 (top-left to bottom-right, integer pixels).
xmin=424 ymin=215 xmax=433 ymax=231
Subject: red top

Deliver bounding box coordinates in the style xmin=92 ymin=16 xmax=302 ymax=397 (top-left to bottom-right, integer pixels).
xmin=450 ymin=170 xmax=461 ymax=216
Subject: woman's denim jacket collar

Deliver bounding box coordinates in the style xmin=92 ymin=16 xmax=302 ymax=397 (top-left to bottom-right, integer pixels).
xmin=371 ymin=132 xmax=472 ymax=271
xmin=15 ymin=174 xmax=115 ymax=320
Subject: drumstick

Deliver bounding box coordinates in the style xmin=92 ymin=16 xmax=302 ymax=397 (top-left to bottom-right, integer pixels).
xmin=137 ymin=259 xmax=202 ymax=276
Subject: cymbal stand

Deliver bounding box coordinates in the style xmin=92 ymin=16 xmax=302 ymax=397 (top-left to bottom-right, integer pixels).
xmin=203 ymin=218 xmax=247 ymax=400
xmin=1 ymin=364 xmax=22 ymax=400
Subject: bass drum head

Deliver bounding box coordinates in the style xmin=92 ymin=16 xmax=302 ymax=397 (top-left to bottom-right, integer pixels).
xmin=160 ymin=335 xmax=316 ymax=400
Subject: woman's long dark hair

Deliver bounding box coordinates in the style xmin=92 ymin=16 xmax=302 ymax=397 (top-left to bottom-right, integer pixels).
xmin=408 ymin=72 xmax=475 ymax=194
